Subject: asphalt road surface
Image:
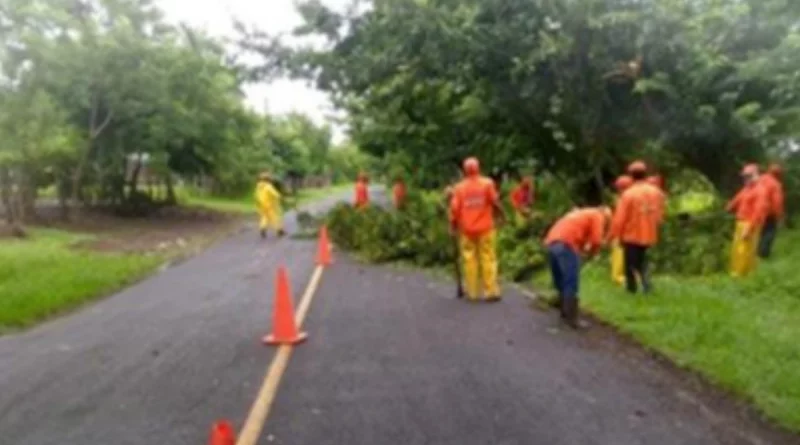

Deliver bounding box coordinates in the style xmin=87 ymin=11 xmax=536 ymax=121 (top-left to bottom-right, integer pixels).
xmin=0 ymin=188 xmax=795 ymax=445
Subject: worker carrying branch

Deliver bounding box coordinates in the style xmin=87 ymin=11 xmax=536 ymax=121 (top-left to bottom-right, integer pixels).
xmin=727 ymin=164 xmax=769 ymax=277
xmin=609 ymin=161 xmax=665 ymax=294
xmin=255 ymin=172 xmax=285 ymax=239
xmin=544 ymin=206 xmax=612 ymax=329
xmin=449 ymin=157 xmax=506 ymax=302
xmin=510 ymin=175 xmax=534 ymax=225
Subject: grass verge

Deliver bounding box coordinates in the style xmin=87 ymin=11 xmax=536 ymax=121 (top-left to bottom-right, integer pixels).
xmin=533 ymin=229 xmax=800 ymax=432
xmin=0 ymin=230 xmax=164 ymax=331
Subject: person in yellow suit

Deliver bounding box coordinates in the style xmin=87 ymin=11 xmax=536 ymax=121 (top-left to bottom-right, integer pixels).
xmin=610 ymin=175 xmax=633 ymax=285
xmin=726 ymin=164 xmax=768 ymax=277
xmin=255 ymin=172 xmax=285 ymax=239
xmin=449 ymin=157 xmax=506 ymax=302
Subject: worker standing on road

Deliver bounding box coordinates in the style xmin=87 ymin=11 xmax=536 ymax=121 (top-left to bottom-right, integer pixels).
xmin=757 ymin=163 xmax=784 ymax=259
xmin=392 ymin=176 xmax=407 ymax=210
xmin=610 ymin=161 xmax=665 ymax=294
xmin=610 ymin=175 xmax=633 ymax=285
xmin=510 ymin=176 xmax=534 ymax=225
xmin=727 ymin=164 xmax=769 ymax=276
xmin=544 ymin=206 xmax=611 ymax=328
xmin=354 ymin=173 xmax=369 ymax=209
xmin=255 ymin=172 xmax=285 ymax=239
xmin=449 ymin=157 xmax=505 ymax=302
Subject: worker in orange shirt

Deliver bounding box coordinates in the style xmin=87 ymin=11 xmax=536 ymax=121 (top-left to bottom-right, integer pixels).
xmin=727 ymin=164 xmax=769 ymax=276
xmin=610 ymin=175 xmax=633 ymax=285
xmin=510 ymin=176 xmax=534 ymax=225
xmin=757 ymin=163 xmax=784 ymax=259
xmin=449 ymin=157 xmax=505 ymax=302
xmin=392 ymin=176 xmax=407 ymax=210
xmin=544 ymin=206 xmax=611 ymax=328
xmin=610 ymin=161 xmax=666 ymax=294
xmin=354 ymin=173 xmax=369 ymax=209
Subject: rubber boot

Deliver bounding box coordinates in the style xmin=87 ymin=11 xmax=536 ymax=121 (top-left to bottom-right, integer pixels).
xmin=260 ymin=229 xmax=267 ymax=239
xmin=485 ymin=295 xmax=502 ymax=303
xmin=563 ymin=298 xmax=589 ymax=330
xmin=278 ymin=229 xmax=286 ymax=238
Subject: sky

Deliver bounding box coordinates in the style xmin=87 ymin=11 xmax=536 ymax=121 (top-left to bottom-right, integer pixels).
xmin=156 ymin=0 xmax=350 ymax=142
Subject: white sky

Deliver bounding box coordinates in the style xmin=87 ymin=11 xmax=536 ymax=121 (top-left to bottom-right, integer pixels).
xmin=156 ymin=0 xmax=350 ymax=142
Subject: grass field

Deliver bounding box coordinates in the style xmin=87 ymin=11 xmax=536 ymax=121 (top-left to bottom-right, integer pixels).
xmin=0 ymin=230 xmax=164 ymax=331
xmin=535 ymin=228 xmax=800 ymax=431
xmin=179 ymin=183 xmax=353 ymax=214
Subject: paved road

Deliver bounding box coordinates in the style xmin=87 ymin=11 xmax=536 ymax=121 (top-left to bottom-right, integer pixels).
xmin=0 ymin=188 xmax=795 ymax=445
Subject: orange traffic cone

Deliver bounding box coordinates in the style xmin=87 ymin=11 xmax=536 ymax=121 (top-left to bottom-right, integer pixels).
xmin=316 ymin=225 xmax=332 ymax=266
xmin=208 ymin=420 xmax=236 ymax=445
xmin=263 ymin=266 xmax=308 ymax=346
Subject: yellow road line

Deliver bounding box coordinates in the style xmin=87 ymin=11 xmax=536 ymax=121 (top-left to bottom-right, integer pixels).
xmin=236 ymin=265 xmax=325 ymax=445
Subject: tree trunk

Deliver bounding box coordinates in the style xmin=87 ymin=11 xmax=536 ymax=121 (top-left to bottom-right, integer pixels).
xmin=165 ymin=174 xmax=177 ymax=205
xmin=0 ymin=167 xmax=12 ymax=225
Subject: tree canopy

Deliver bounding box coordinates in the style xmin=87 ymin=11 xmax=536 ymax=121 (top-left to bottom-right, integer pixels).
xmin=239 ymin=0 xmax=800 ymax=197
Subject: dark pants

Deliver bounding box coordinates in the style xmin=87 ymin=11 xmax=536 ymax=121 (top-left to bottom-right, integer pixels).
xmin=758 ymin=216 xmax=778 ymax=259
xmin=623 ymin=243 xmax=650 ymax=294
xmin=547 ymin=242 xmax=580 ymax=301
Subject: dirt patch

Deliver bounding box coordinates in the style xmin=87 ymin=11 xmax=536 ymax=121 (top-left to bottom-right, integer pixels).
xmin=32 ymin=205 xmax=247 ymax=254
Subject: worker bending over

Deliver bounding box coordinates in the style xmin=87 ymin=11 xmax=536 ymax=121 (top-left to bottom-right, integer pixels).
xmin=449 ymin=157 xmax=505 ymax=302
xmin=610 ymin=161 xmax=665 ymax=294
xmin=757 ymin=163 xmax=784 ymax=259
xmin=510 ymin=176 xmax=534 ymax=225
xmin=727 ymin=164 xmax=769 ymax=277
xmin=610 ymin=175 xmax=633 ymax=285
xmin=255 ymin=172 xmax=285 ymax=239
xmin=544 ymin=206 xmax=611 ymax=328
xmin=392 ymin=176 xmax=407 ymax=209
xmin=354 ymin=173 xmax=370 ymax=209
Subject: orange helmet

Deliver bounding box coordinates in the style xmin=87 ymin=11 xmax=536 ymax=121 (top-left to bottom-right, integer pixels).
xmin=768 ymin=163 xmax=782 ymax=177
xmin=614 ymin=175 xmax=633 ymax=192
xmin=627 ymin=160 xmax=647 ymax=174
xmin=646 ymin=175 xmax=664 ymax=189
xmin=463 ymin=157 xmax=480 ymax=176
xmin=741 ymin=163 xmax=759 ymax=176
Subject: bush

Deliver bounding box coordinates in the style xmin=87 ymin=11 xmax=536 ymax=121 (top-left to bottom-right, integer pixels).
xmin=327 ymin=190 xmax=736 ymax=279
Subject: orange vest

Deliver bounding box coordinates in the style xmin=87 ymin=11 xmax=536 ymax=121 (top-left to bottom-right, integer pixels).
xmin=354 ymin=181 xmax=369 ymax=207
xmin=392 ymin=182 xmax=406 ymax=208
xmin=727 ymin=182 xmax=768 ymax=227
xmin=450 ymin=176 xmax=498 ymax=237
xmin=545 ymin=208 xmax=606 ymax=254
xmin=510 ymin=184 xmax=532 ymax=210
xmin=758 ymin=174 xmax=784 ymax=219
xmin=611 ymin=181 xmax=665 ymax=246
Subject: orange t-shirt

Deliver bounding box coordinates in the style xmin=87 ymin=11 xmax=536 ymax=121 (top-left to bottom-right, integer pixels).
xmin=510 ymin=184 xmax=532 ymax=210
xmin=354 ymin=181 xmax=369 ymax=207
xmin=392 ymin=182 xmax=406 ymax=208
xmin=610 ymin=181 xmax=665 ymax=247
xmin=758 ymin=174 xmax=784 ymax=219
xmin=727 ymin=182 xmax=769 ymax=227
xmin=545 ymin=208 xmax=606 ymax=254
xmin=450 ymin=176 xmax=498 ymax=237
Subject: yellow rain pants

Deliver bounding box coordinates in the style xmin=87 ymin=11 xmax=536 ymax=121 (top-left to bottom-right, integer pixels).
xmin=256 ymin=182 xmax=283 ymax=233
xmin=459 ymin=230 xmax=500 ymax=300
xmin=610 ymin=240 xmax=625 ymax=285
xmin=730 ymin=221 xmax=760 ymax=278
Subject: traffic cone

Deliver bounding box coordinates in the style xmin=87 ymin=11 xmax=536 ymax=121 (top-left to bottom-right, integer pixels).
xmin=316 ymin=225 xmax=332 ymax=266
xmin=208 ymin=420 xmax=235 ymax=445
xmin=263 ymin=266 xmax=308 ymax=346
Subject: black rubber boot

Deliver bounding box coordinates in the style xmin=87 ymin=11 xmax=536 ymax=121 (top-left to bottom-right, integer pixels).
xmin=563 ymin=298 xmax=589 ymax=330
xmin=278 ymin=229 xmax=286 ymax=238
xmin=260 ymin=229 xmax=267 ymax=239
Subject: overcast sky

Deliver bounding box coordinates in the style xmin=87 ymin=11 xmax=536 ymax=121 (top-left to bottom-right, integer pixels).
xmin=156 ymin=0 xmax=350 ymax=141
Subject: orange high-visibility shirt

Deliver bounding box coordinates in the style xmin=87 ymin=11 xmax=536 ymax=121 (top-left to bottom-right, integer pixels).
xmin=727 ymin=182 xmax=769 ymax=227
xmin=450 ymin=176 xmax=498 ymax=237
xmin=392 ymin=182 xmax=407 ymax=208
xmin=758 ymin=174 xmax=784 ymax=219
xmin=354 ymin=181 xmax=369 ymax=208
xmin=510 ymin=184 xmax=532 ymax=211
xmin=610 ymin=181 xmax=665 ymax=247
xmin=545 ymin=208 xmax=606 ymax=254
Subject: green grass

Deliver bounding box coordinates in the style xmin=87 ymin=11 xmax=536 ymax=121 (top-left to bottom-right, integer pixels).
xmin=179 ymin=183 xmax=353 ymax=214
xmin=536 ymin=229 xmax=800 ymax=431
xmin=0 ymin=230 xmax=164 ymax=330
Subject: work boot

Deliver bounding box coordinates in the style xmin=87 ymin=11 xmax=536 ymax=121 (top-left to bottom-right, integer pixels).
xmin=277 ymin=229 xmax=286 ymax=238
xmin=562 ymin=298 xmax=589 ymax=330
xmin=260 ymin=229 xmax=267 ymax=239
xmin=485 ymin=295 xmax=502 ymax=303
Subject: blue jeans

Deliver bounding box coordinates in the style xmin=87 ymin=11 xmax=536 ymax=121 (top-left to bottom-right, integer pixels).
xmin=547 ymin=242 xmax=580 ymax=301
